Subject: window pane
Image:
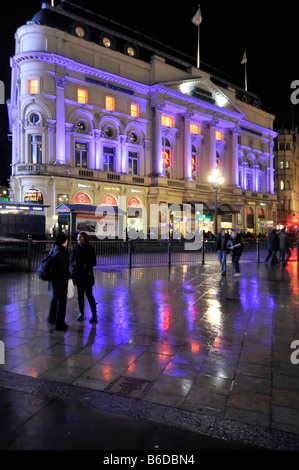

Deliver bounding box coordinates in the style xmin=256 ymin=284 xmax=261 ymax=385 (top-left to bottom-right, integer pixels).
xmin=78 ymin=89 xmax=88 ymax=104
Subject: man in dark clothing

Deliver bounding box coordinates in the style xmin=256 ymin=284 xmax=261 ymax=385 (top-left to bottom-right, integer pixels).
xmin=71 ymin=232 xmax=97 ymax=323
xmin=216 ymin=228 xmax=230 ymax=275
xmin=266 ymin=229 xmax=280 ymax=265
xmin=48 ymin=234 xmax=71 ymax=331
xmin=227 ymin=230 xmax=243 ymax=276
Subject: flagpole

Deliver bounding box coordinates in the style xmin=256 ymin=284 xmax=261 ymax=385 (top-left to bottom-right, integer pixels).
xmin=197 ymin=21 xmax=200 ymax=69
xmin=245 ymin=59 xmax=248 ymax=92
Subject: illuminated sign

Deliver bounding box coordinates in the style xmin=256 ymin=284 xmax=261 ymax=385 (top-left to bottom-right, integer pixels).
xmin=86 ymin=77 xmax=134 ymax=96
xmin=24 ymin=189 xmax=43 ymax=204
xmin=73 ymin=193 xmax=92 ymax=205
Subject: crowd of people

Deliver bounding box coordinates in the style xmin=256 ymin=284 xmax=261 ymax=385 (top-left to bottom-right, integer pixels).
xmin=216 ymin=227 xmax=294 ymax=277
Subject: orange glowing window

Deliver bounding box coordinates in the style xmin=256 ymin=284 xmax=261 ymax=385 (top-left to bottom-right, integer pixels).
xmin=28 ymin=79 xmax=38 ymax=94
xmin=190 ymin=123 xmax=201 ymax=135
xmin=105 ymin=96 xmax=115 ymax=111
xmin=162 ymin=115 xmax=174 ymax=128
xmin=216 ymin=131 xmax=224 ymax=141
xmin=77 ymin=88 xmax=88 ymax=104
xmin=130 ymin=104 xmax=139 ymax=118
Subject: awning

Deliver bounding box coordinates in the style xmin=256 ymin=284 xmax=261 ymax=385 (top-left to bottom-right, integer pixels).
xmin=185 ymin=201 xmax=244 ymax=215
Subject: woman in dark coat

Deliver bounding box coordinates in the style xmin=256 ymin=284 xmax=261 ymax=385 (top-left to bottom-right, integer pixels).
xmin=71 ymin=232 xmax=97 ymax=323
xmin=48 ymin=234 xmax=71 ymax=331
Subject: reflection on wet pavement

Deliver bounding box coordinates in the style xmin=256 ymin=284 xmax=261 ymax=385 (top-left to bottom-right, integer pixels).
xmin=1 ymin=261 xmax=299 ymax=438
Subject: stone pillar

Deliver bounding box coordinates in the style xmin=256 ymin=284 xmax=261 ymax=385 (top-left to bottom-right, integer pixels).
xmin=184 ymin=113 xmax=192 ymax=181
xmin=232 ymin=127 xmax=240 ymax=186
xmin=55 ymin=76 xmax=67 ymax=164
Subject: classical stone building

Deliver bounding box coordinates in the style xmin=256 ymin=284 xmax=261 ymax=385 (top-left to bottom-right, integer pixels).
xmin=274 ymin=126 xmax=299 ymax=230
xmin=7 ymin=1 xmax=278 ymax=238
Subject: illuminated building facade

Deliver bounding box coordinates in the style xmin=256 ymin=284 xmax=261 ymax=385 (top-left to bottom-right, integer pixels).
xmin=274 ymin=126 xmax=299 ymax=231
xmin=8 ymin=1 xmax=278 ymax=237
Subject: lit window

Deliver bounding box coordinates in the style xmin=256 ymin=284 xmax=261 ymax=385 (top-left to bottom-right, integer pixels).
xmin=162 ymin=115 xmax=174 ymax=128
xmin=131 ymin=104 xmax=139 ymax=118
xmin=28 ymin=79 xmax=38 ymax=94
xmin=77 ymin=89 xmax=88 ymax=104
xmin=75 ymin=142 xmax=88 ymax=168
xmin=280 ymin=180 xmax=285 ymax=190
xmin=162 ymin=137 xmax=171 ymax=178
xmin=216 ymin=131 xmax=224 ymax=141
xmin=192 ymin=145 xmax=198 ymax=181
xmin=106 ymin=96 xmax=115 ymax=111
xmin=128 ymin=151 xmax=139 ymax=175
xmin=30 ymin=135 xmax=42 ymax=164
xmin=190 ymin=123 xmax=201 ymax=135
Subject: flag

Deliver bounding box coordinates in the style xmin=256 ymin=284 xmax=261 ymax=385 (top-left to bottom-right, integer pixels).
xmin=241 ymin=51 xmax=247 ymax=65
xmin=192 ymin=7 xmax=202 ymax=26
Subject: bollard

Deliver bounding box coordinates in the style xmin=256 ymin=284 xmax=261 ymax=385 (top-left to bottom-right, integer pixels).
xmin=256 ymin=240 xmax=260 ymax=263
xmin=27 ymin=235 xmax=33 ymax=272
xmin=168 ymin=240 xmax=171 ymax=267
xmin=128 ymin=240 xmax=132 ymax=269
xmin=202 ymin=240 xmax=205 ymax=265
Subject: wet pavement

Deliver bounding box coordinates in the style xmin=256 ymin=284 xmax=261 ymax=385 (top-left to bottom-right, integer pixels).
xmin=0 ymin=258 xmax=299 ymax=451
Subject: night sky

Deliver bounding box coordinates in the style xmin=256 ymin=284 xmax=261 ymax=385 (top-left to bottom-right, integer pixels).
xmin=0 ymin=0 xmax=298 ymax=185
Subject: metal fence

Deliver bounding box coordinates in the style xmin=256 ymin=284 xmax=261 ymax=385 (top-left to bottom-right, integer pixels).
xmin=0 ymin=237 xmax=298 ymax=272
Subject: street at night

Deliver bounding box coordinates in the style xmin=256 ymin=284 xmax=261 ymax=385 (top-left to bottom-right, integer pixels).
xmin=1 ymin=0 xmax=299 ymax=456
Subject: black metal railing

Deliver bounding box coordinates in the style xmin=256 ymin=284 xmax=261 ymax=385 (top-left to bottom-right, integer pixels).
xmin=0 ymin=236 xmax=298 ymax=272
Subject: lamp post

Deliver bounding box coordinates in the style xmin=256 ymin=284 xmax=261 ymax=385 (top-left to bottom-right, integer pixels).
xmin=208 ymin=170 xmax=224 ymax=236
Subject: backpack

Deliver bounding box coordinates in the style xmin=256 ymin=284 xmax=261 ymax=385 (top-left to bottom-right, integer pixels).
xmin=37 ymin=250 xmax=55 ymax=281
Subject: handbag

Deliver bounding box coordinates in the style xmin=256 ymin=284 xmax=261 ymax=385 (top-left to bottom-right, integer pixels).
xmin=67 ymin=279 xmax=75 ymax=298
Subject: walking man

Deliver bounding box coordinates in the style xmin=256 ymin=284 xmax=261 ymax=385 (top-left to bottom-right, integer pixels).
xmin=216 ymin=228 xmax=230 ymax=276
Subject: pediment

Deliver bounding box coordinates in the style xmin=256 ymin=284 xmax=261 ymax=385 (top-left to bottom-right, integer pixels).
xmin=160 ymin=78 xmax=245 ymax=117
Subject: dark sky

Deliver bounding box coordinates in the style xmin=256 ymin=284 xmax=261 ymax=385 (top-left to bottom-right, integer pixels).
xmin=0 ymin=0 xmax=298 ymax=184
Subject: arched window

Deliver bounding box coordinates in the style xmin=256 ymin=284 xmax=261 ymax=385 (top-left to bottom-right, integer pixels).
xmin=162 ymin=137 xmax=171 ymax=178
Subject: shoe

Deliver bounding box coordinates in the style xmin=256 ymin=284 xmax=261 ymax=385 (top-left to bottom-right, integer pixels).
xmin=47 ymin=318 xmax=55 ymax=325
xmin=221 ymin=272 xmax=226 ymax=276
xmin=234 ymin=273 xmax=241 ymax=277
xmin=89 ymin=314 xmax=98 ymax=323
xmin=77 ymin=313 xmax=84 ymax=321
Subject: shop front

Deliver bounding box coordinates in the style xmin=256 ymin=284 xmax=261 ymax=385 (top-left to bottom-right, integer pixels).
xmin=56 ymin=203 xmax=126 ymax=240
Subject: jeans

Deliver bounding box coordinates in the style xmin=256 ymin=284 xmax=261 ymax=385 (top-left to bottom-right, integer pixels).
xmin=77 ymin=284 xmax=97 ymax=316
xmin=217 ymin=250 xmax=227 ymax=274
xmin=281 ymin=249 xmax=291 ymax=264
xmin=48 ymin=295 xmax=67 ymax=329
xmin=232 ymin=254 xmax=241 ymax=273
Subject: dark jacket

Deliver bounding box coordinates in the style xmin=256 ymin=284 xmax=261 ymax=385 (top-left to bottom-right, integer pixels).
xmin=71 ymin=242 xmax=96 ymax=286
xmin=50 ymin=245 xmax=70 ymax=296
xmin=268 ymin=230 xmax=279 ymax=251
xmin=216 ymin=232 xmax=230 ymax=252
xmin=227 ymin=234 xmax=243 ymax=256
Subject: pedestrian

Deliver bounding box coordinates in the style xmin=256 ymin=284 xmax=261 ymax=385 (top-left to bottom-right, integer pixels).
xmin=48 ymin=233 xmax=71 ymax=331
xmin=71 ymin=231 xmax=98 ymax=323
xmin=227 ymin=230 xmax=243 ymax=276
xmin=216 ymin=228 xmax=230 ymax=276
xmin=279 ymin=229 xmax=292 ymax=266
xmin=266 ymin=228 xmax=280 ymax=264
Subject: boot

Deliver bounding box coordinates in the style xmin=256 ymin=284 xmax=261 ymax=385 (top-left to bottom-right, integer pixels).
xmin=89 ymin=307 xmax=98 ymax=323
xmin=77 ymin=313 xmax=84 ymax=321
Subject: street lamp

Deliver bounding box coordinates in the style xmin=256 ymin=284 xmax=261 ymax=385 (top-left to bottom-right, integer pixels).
xmin=208 ymin=170 xmax=224 ymax=236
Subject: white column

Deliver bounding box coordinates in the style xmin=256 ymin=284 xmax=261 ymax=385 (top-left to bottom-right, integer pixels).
xmin=184 ymin=113 xmax=192 ymax=181
xmin=55 ymin=76 xmax=67 ymax=164
xmin=232 ymin=127 xmax=240 ymax=186
xmin=210 ymin=119 xmax=217 ymax=172
xmin=154 ymin=103 xmax=163 ymax=176
xmin=269 ymin=141 xmax=275 ymax=194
